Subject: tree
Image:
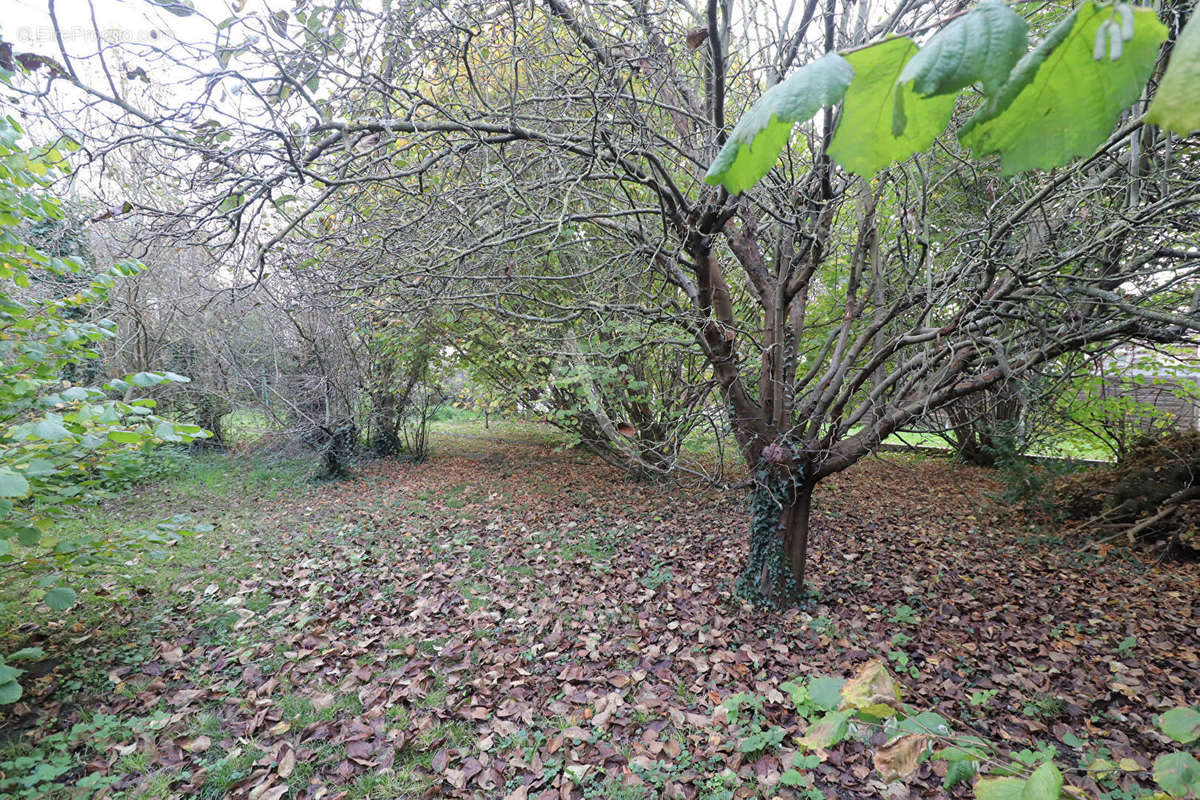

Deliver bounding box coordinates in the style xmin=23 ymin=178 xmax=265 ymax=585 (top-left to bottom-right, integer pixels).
xmin=10 ymin=0 xmax=1199 ymax=606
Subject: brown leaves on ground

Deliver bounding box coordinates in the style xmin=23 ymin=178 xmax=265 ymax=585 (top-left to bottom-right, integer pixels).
xmin=3 ymin=434 xmax=1197 ymax=799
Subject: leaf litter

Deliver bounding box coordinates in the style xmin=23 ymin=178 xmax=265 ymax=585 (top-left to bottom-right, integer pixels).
xmin=2 ymin=438 xmax=1196 ymax=799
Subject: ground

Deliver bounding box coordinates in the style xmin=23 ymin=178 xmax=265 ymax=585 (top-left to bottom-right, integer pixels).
xmin=1 ymin=421 xmax=1196 ymax=800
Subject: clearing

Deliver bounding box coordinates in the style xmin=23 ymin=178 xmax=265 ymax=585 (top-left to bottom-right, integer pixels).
xmin=1 ymin=422 xmax=1196 ymax=799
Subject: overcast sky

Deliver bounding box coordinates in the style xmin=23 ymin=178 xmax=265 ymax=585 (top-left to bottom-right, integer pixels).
xmin=4 ymin=0 xmax=247 ymax=53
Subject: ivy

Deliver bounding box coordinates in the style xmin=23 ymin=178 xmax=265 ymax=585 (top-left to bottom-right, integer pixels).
xmin=735 ymin=461 xmax=805 ymax=608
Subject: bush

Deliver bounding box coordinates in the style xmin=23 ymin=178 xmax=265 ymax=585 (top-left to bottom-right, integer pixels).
xmin=0 ymin=115 xmax=207 ymax=701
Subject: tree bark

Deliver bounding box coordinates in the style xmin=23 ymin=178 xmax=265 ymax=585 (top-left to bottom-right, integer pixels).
xmin=780 ymin=482 xmax=814 ymax=595
xmin=740 ymin=466 xmax=813 ymax=608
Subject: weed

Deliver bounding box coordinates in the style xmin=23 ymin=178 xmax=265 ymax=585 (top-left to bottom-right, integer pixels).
xmin=888 ymin=604 xmax=921 ymax=625
xmin=1022 ymin=694 xmax=1068 ymax=722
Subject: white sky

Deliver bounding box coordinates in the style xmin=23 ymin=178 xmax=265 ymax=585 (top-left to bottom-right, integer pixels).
xmin=3 ymin=0 xmax=259 ymax=53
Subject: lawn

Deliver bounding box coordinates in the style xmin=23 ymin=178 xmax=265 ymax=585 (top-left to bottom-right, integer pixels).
xmin=0 ymin=422 xmax=1195 ymax=799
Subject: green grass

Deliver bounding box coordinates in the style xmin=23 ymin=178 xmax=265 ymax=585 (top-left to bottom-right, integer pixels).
xmin=0 ymin=449 xmax=315 ymax=799
xmin=875 ymin=427 xmax=1114 ymax=462
xmin=218 ymin=407 xmax=285 ymax=443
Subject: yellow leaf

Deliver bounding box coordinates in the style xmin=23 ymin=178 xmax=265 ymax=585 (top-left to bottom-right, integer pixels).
xmin=839 ymin=660 xmax=902 ymax=718
xmin=796 ymin=711 xmax=850 ymax=750
xmin=181 ymin=735 xmax=211 ymax=753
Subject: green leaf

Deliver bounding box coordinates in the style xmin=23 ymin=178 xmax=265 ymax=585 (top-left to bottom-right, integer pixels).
xmin=23 ymin=458 xmax=57 ymax=478
xmin=898 ymin=0 xmax=1028 ymax=96
xmin=1154 ymin=752 xmax=1200 ymax=797
xmin=0 ymin=469 xmax=30 ymax=498
xmin=1147 ymin=9 xmax=1200 ymax=135
xmin=107 ymin=430 xmax=143 ymax=444
xmin=16 ymin=526 xmax=40 ymax=546
xmin=43 ymin=586 xmax=76 ymax=611
xmin=808 ymin=676 xmax=846 ymax=710
xmin=0 ymin=679 xmax=21 ymax=704
xmin=34 ymin=418 xmax=71 ymax=441
xmin=944 ymin=758 xmax=977 ymax=789
xmin=896 ymin=710 xmax=951 ymax=737
xmin=1023 ymin=762 xmax=1063 ymax=800
xmin=935 ymin=737 xmax=991 ymax=762
xmin=0 ymin=663 xmax=22 ymax=683
xmin=797 ymin=710 xmax=851 ymax=749
xmin=780 ymin=769 xmax=807 ymax=787
xmin=705 ymin=52 xmax=854 ymax=192
xmin=218 ymin=194 xmax=244 ymax=213
xmin=974 ymin=776 xmax=1026 ymax=800
xmin=828 ymin=37 xmax=956 ymax=178
xmin=7 ymin=647 xmax=45 ymax=660
xmin=1159 ymin=708 xmax=1200 ymax=744
xmin=155 ymin=422 xmax=183 ymax=443
xmin=130 ymin=372 xmax=164 ymax=387
xmin=960 ymin=3 xmax=1167 ymax=173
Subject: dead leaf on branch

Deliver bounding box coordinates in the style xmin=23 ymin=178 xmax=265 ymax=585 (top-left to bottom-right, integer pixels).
xmin=873 ymin=734 xmax=928 ymax=783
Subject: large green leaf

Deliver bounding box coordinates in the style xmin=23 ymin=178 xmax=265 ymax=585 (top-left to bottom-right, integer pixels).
xmin=34 ymin=417 xmax=71 ymax=441
xmin=43 ymin=586 xmax=76 ymax=612
xmin=796 ymin=710 xmax=851 ymax=749
xmin=6 ymin=647 xmax=45 ymax=661
xmin=1147 ymin=9 xmax=1200 ymax=134
xmin=0 ymin=679 xmax=21 ymax=704
xmin=16 ymin=525 xmax=40 ymax=546
xmin=705 ymin=52 xmax=854 ymax=193
xmin=828 ymin=38 xmax=956 ymax=178
xmin=1154 ymin=752 xmax=1200 ymax=797
xmin=1023 ymin=762 xmax=1063 ymax=800
xmin=808 ymin=676 xmax=846 ymax=710
xmin=1159 ymin=707 xmax=1200 ymax=744
xmin=960 ymin=3 xmax=1167 ymax=173
xmin=899 ymin=0 xmax=1028 ymax=96
xmin=974 ymin=762 xmax=1062 ymax=800
xmin=0 ymin=469 xmax=30 ymax=498
xmin=974 ymin=777 xmax=1025 ymax=800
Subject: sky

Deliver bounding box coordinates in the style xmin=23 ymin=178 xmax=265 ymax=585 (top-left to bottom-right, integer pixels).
xmin=4 ymin=0 xmax=250 ymax=55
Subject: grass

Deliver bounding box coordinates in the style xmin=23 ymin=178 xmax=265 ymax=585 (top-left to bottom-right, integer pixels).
xmin=0 ymin=449 xmax=315 ymax=799
xmin=218 ymin=407 xmax=285 ymax=443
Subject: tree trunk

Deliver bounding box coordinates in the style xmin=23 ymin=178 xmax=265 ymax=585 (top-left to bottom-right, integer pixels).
xmin=780 ymin=483 xmax=814 ymax=594
xmin=737 ymin=467 xmax=813 ymax=608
